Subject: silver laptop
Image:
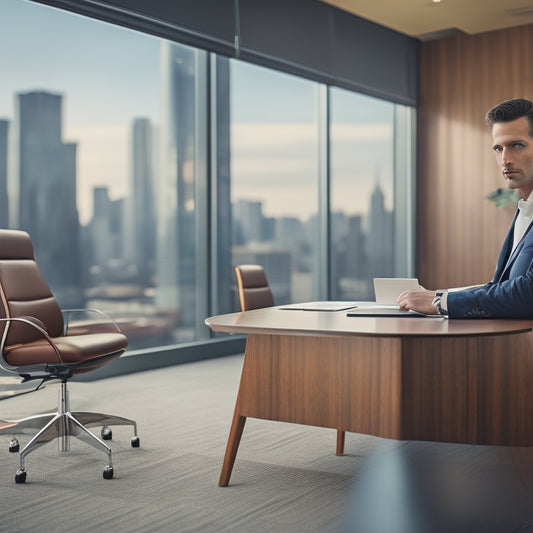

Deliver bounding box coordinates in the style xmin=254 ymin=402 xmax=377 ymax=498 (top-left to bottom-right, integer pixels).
xmin=347 ymin=278 xmax=431 ymax=317
xmin=280 ymin=301 xmax=359 ymax=311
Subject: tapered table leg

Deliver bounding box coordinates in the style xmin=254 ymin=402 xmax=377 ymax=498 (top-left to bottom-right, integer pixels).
xmin=336 ymin=429 xmax=345 ymax=456
xmin=219 ymin=412 xmax=247 ymax=487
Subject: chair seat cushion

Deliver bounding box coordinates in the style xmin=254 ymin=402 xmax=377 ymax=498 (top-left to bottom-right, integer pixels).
xmin=4 ymin=332 xmax=128 ymax=366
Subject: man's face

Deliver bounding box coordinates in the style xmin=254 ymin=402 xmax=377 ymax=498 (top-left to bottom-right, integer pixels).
xmin=492 ymin=116 xmax=533 ymax=199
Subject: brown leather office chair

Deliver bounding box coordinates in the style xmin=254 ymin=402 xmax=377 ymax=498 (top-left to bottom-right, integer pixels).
xmin=234 ymin=264 xmax=274 ymax=311
xmin=0 ymin=229 xmax=139 ymax=483
xmin=234 ymin=264 xmax=345 ymax=455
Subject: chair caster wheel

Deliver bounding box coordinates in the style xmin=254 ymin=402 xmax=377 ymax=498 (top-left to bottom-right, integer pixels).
xmin=101 ymin=427 xmax=112 ymax=440
xmin=9 ymin=437 xmax=20 ymax=453
xmin=131 ymin=436 xmax=140 ymax=448
xmin=103 ymin=466 xmax=113 ymax=479
xmin=15 ymin=470 xmax=27 ymax=484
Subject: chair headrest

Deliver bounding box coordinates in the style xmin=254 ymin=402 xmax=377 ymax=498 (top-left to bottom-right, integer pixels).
xmin=235 ymin=265 xmax=269 ymax=288
xmin=0 ymin=230 xmax=35 ymax=260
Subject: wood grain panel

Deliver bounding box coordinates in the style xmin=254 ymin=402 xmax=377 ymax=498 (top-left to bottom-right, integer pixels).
xmin=236 ymin=330 xmax=533 ymax=445
xmin=400 ymin=336 xmax=471 ymax=443
xmin=237 ymin=333 xmax=405 ymax=438
xmin=469 ymin=331 xmax=533 ymax=445
xmin=402 ymin=332 xmax=533 ymax=446
xmin=418 ymin=25 xmax=533 ymax=289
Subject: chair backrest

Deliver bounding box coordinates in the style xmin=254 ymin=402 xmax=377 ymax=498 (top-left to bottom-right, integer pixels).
xmin=0 ymin=230 xmax=64 ymax=347
xmin=234 ymin=264 xmax=275 ymax=311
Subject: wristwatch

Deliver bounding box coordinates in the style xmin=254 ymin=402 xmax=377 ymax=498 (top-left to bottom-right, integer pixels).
xmin=432 ymin=290 xmax=448 ymax=315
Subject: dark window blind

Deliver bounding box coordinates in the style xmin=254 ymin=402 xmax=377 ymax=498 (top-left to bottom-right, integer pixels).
xmin=30 ymin=0 xmax=418 ymax=105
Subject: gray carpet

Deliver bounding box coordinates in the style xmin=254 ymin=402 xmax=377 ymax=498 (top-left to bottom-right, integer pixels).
xmin=0 ymin=354 xmax=378 ymax=532
xmin=2 ymin=355 xmax=533 ymax=532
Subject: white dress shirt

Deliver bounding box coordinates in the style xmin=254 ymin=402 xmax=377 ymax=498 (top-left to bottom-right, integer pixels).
xmin=513 ymin=190 xmax=533 ymax=251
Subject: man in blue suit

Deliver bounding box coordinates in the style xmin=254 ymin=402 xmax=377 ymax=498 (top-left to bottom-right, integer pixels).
xmin=398 ymin=98 xmax=533 ymax=318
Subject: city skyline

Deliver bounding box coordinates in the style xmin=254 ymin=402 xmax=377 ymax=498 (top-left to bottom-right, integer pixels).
xmin=1 ymin=84 xmax=393 ymax=225
xmin=1 ymin=2 xmax=395 ymax=225
xmin=2 ymin=81 xmax=394 ymax=346
xmin=1 ymin=87 xmax=393 ymax=230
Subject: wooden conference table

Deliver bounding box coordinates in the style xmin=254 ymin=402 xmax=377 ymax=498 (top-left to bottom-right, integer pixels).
xmin=205 ymin=305 xmax=533 ymax=486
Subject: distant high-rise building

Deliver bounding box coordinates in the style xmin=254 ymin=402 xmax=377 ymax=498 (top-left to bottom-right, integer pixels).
xmin=0 ymin=119 xmax=8 ymax=228
xmin=275 ymin=217 xmax=304 ymax=248
xmin=90 ymin=186 xmax=123 ymax=271
xmin=345 ymin=214 xmax=366 ymax=278
xmin=127 ymin=117 xmax=156 ymax=287
xmin=366 ymin=181 xmax=393 ymax=278
xmin=156 ymin=42 xmax=199 ymax=331
xmin=157 ymin=46 xmax=233 ymax=326
xmin=233 ymin=199 xmax=266 ymax=243
xmin=16 ymin=90 xmax=82 ymax=306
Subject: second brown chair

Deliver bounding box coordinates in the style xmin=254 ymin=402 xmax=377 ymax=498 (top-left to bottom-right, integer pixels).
xmin=234 ymin=264 xmax=274 ymax=311
xmin=234 ymin=264 xmax=345 ymax=455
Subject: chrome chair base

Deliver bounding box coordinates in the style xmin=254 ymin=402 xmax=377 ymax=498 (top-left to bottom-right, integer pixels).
xmin=1 ymin=380 xmax=139 ymax=483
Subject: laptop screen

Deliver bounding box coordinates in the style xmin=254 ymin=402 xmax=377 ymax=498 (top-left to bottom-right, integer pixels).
xmin=373 ymin=278 xmax=420 ymax=305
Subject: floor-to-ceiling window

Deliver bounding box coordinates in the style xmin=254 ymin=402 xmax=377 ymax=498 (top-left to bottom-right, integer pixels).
xmin=0 ymin=1 xmax=210 ymax=350
xmin=0 ymin=0 xmax=416 ymax=361
xmin=329 ymin=89 xmax=415 ymax=300
xmin=330 ymin=89 xmax=396 ymax=300
xmin=229 ymin=61 xmax=320 ymax=307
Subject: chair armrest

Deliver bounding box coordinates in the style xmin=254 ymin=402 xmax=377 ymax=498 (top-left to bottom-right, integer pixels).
xmin=61 ymin=308 xmax=122 ymax=336
xmin=0 ymin=317 xmax=64 ymax=365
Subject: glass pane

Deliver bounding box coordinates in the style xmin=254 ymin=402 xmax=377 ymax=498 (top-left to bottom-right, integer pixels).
xmin=0 ymin=1 xmax=208 ymax=350
xmin=229 ymin=61 xmax=320 ymax=307
xmin=330 ymin=89 xmax=396 ymax=300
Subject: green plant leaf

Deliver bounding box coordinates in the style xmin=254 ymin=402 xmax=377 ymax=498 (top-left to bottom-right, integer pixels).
xmin=487 ymin=188 xmax=520 ymax=208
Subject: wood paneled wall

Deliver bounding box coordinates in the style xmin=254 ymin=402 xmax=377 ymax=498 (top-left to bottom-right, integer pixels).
xmin=417 ymin=25 xmax=533 ymax=289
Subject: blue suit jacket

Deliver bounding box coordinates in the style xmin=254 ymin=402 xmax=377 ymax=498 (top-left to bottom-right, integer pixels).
xmin=447 ymin=210 xmax=533 ymax=318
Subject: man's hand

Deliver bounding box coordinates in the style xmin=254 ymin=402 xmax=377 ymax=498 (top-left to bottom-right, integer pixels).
xmin=397 ymin=289 xmax=439 ymax=315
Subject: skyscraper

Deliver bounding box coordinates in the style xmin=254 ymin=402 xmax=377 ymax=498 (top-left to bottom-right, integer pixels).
xmin=345 ymin=214 xmax=366 ymax=278
xmin=16 ymin=90 xmax=82 ymax=306
xmin=157 ymin=42 xmax=200 ymax=332
xmin=127 ymin=117 xmax=156 ymax=287
xmin=366 ymin=181 xmax=393 ymax=278
xmin=233 ymin=199 xmax=266 ymax=243
xmin=90 ymin=186 xmax=123 ymax=270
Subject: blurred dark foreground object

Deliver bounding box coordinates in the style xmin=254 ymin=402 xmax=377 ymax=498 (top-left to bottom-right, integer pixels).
xmin=341 ymin=440 xmax=533 ymax=533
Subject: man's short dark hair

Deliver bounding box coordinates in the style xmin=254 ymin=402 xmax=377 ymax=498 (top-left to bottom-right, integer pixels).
xmin=486 ymin=98 xmax=533 ymax=136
